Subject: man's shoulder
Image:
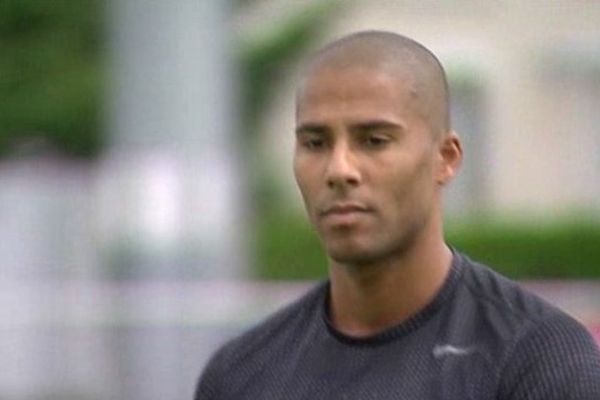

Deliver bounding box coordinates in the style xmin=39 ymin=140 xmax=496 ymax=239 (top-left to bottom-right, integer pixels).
xmin=455 ymin=251 xmax=600 ymax=397
xmin=450 ymin=251 xmax=596 ymax=355
xmin=206 ymin=281 xmax=327 ymax=373
xmin=195 ymin=283 xmax=327 ymax=399
xmin=457 ymin=252 xmax=567 ymax=325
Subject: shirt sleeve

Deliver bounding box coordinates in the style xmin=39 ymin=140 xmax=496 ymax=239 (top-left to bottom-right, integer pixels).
xmin=498 ymin=312 xmax=600 ymax=400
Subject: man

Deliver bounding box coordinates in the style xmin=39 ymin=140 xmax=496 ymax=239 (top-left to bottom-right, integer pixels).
xmin=195 ymin=31 xmax=600 ymax=399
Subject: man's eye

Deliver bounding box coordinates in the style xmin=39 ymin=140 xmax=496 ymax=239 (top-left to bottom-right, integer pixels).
xmin=364 ymin=135 xmax=389 ymax=148
xmin=302 ymin=138 xmax=325 ymax=150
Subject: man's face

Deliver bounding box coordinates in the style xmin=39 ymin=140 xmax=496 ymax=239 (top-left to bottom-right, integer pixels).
xmin=294 ymin=65 xmax=443 ymax=265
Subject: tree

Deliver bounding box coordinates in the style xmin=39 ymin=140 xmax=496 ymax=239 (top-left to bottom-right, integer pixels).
xmin=0 ymin=0 xmax=104 ymax=158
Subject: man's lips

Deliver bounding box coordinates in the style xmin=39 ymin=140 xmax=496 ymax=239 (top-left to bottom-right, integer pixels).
xmin=319 ymin=203 xmax=372 ymax=220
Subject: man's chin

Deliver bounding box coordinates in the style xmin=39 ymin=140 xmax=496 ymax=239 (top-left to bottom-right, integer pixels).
xmin=326 ymin=244 xmax=381 ymax=267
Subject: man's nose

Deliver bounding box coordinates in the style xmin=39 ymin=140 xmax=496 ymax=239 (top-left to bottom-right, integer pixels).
xmin=325 ymin=143 xmax=361 ymax=189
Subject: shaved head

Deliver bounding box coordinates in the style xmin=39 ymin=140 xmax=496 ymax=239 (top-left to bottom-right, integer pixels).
xmin=297 ymin=31 xmax=450 ymax=137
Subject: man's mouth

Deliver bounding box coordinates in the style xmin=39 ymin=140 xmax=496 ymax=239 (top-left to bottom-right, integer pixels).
xmin=319 ymin=203 xmax=372 ymax=225
xmin=321 ymin=203 xmax=369 ymax=216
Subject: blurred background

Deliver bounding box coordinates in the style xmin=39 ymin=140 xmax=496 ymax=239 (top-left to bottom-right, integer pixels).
xmin=1 ymin=0 xmax=599 ymax=399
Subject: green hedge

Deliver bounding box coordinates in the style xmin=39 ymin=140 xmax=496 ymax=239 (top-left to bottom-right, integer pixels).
xmin=446 ymin=218 xmax=600 ymax=279
xmin=255 ymin=212 xmax=326 ymax=280
xmin=256 ymin=212 xmax=600 ymax=280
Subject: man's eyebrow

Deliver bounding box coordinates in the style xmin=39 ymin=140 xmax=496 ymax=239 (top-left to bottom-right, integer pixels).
xmin=295 ymin=123 xmax=329 ymax=135
xmin=351 ymin=120 xmax=405 ymax=132
xmin=295 ymin=120 xmax=405 ymax=136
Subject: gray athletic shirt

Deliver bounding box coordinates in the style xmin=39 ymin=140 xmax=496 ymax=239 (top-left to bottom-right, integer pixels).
xmin=195 ymin=251 xmax=600 ymax=399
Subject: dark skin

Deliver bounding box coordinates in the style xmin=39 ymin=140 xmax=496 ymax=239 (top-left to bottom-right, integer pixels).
xmin=294 ymin=31 xmax=462 ymax=337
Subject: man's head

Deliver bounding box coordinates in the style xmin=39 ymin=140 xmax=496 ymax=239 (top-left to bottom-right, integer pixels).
xmin=293 ymin=31 xmax=462 ymax=266
xmin=297 ymin=31 xmax=450 ymax=138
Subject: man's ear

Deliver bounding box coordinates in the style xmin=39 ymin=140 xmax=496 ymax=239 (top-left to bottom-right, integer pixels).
xmin=436 ymin=130 xmax=463 ymax=186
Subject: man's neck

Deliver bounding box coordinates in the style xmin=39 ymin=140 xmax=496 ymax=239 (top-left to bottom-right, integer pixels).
xmin=327 ymin=237 xmax=452 ymax=338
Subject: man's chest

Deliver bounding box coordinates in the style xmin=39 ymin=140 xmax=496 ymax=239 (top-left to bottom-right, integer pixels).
xmin=224 ymin=339 xmax=498 ymax=400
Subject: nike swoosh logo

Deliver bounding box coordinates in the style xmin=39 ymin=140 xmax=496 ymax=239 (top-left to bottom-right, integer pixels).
xmin=432 ymin=344 xmax=475 ymax=358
